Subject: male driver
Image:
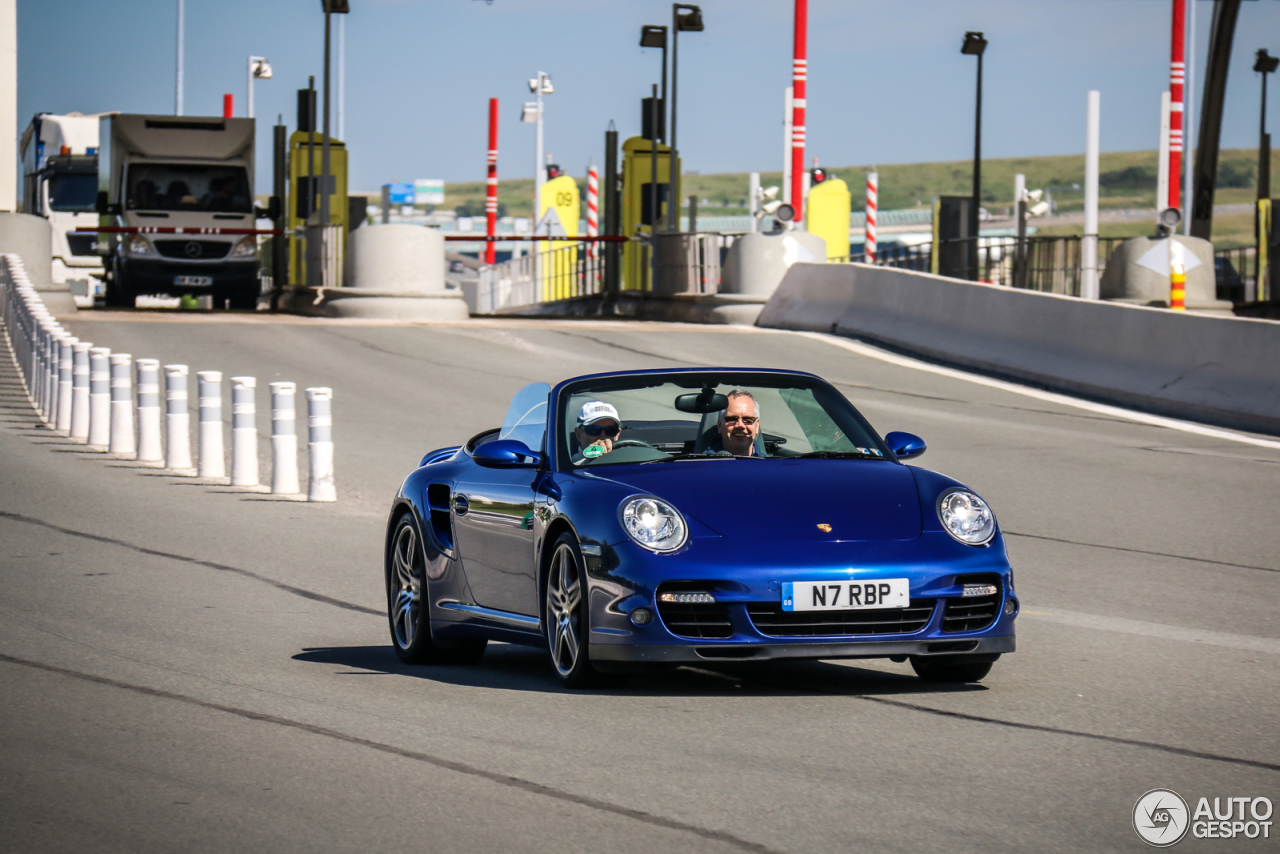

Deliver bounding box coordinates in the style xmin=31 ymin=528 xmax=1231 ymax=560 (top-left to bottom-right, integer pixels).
xmin=710 ymin=389 xmax=763 ymax=456
xmin=572 ymin=400 xmax=622 ymax=463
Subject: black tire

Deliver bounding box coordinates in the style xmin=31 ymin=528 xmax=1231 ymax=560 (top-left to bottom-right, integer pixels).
xmin=227 ymin=292 xmax=258 ymax=311
xmin=544 ymin=532 xmax=628 ymax=689
xmin=910 ymin=655 xmax=996 ymax=684
xmin=103 ymin=264 xmax=133 ymax=308
xmin=387 ymin=515 xmax=486 ymax=665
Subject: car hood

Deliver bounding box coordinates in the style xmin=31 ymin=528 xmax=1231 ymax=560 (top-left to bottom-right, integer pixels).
xmin=590 ymin=459 xmax=922 ymax=543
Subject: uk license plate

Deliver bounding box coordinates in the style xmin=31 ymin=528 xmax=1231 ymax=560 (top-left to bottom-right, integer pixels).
xmin=782 ymin=579 xmax=910 ymax=611
xmin=174 ymin=275 xmax=213 ymax=286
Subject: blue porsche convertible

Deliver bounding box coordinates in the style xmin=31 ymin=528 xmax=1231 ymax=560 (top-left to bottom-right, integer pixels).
xmin=385 ymin=368 xmax=1018 ymax=687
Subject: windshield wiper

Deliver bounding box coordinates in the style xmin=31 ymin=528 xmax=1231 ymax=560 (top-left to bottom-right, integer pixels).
xmin=792 ymin=451 xmax=888 ymax=460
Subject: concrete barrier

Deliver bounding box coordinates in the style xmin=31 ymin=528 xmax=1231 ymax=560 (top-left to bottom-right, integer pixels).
xmin=757 ymin=262 xmax=1280 ymax=434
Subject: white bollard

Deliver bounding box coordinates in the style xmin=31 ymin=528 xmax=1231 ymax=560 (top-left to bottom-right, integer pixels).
xmin=197 ymin=371 xmax=225 ymax=479
xmin=230 ymin=376 xmax=259 ymax=486
xmin=44 ymin=331 xmax=62 ymax=427
xmin=87 ymin=346 xmax=112 ymax=449
xmin=270 ymin=381 xmax=300 ymax=494
xmin=135 ymin=359 xmax=163 ymax=463
xmin=70 ymin=341 xmax=92 ymax=442
xmin=56 ymin=336 xmax=77 ymax=435
xmin=109 ymin=353 xmax=136 ymax=455
xmin=306 ymin=387 xmax=336 ymax=502
xmin=164 ymin=365 xmax=194 ymax=471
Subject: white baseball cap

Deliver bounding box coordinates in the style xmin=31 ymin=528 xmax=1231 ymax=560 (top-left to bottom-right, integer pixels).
xmin=577 ymin=400 xmax=620 ymax=425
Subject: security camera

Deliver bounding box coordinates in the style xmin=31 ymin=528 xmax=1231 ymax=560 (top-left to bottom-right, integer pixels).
xmin=1028 ymin=200 xmax=1050 ymax=218
xmin=760 ymin=185 xmax=780 ymax=201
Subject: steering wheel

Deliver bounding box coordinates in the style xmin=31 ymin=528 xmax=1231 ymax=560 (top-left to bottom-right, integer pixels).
xmin=610 ymin=439 xmax=655 ymax=450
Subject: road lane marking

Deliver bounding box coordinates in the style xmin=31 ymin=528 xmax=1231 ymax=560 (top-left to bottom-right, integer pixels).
xmin=1021 ymin=607 xmax=1280 ymax=656
xmin=0 ymin=511 xmax=380 ymax=617
xmin=1004 ymin=530 xmax=1280 ymax=574
xmin=0 ymin=653 xmax=783 ymax=854
xmin=796 ymin=331 xmax=1280 ymax=451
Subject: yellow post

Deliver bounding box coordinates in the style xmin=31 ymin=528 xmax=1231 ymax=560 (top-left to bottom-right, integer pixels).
xmin=930 ymin=197 xmax=942 ymax=276
xmin=286 ymin=131 xmax=348 ymax=286
xmin=620 ymin=137 xmax=679 ymax=291
xmin=538 ymin=175 xmax=580 ymax=301
xmin=1258 ymin=198 xmax=1271 ymax=302
xmin=805 ymin=178 xmax=851 ymax=261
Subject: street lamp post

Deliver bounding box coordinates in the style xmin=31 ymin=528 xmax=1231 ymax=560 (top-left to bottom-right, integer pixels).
xmin=319 ymin=0 xmax=349 ymax=229
xmin=961 ymin=31 xmax=987 ymax=282
xmin=668 ymin=4 xmax=704 ymax=232
xmin=1255 ymin=49 xmax=1279 ymax=201
xmin=247 ymin=56 xmax=273 ymax=120
xmin=526 ymin=72 xmax=554 ymax=225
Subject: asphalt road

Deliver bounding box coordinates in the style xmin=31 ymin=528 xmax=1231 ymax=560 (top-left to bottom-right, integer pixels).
xmin=2 ymin=312 xmax=1278 ymax=853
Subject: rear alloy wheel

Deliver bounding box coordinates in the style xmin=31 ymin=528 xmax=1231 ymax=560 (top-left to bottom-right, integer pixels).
xmin=388 ymin=515 xmax=486 ymax=665
xmin=545 ymin=533 xmax=627 ymax=689
xmin=910 ymin=655 xmax=996 ymax=684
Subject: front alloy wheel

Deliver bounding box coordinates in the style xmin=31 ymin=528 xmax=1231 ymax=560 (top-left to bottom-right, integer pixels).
xmin=544 ymin=532 xmax=626 ymax=688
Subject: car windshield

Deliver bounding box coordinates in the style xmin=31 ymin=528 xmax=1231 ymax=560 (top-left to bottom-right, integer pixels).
xmin=126 ymin=164 xmax=252 ymax=213
xmin=557 ymin=372 xmax=890 ymax=468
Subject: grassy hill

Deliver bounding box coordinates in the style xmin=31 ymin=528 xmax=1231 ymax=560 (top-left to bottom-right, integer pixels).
xmin=363 ymin=147 xmax=1272 ymax=245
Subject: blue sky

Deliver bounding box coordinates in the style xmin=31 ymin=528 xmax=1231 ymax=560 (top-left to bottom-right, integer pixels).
xmin=19 ymin=0 xmax=1280 ymax=192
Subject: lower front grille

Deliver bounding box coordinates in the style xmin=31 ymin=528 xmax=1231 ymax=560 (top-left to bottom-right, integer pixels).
xmin=747 ymin=599 xmax=936 ymax=637
xmin=941 ymin=596 xmax=1000 ymax=633
xmin=657 ymin=600 xmax=733 ymax=639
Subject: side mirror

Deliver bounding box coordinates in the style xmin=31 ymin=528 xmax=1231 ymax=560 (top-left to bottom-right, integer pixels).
xmin=884 ymin=431 xmax=926 ymax=459
xmin=95 ymin=191 xmax=108 ymax=215
xmin=473 ymin=439 xmax=541 ymax=468
xmin=257 ymin=195 xmax=281 ymax=221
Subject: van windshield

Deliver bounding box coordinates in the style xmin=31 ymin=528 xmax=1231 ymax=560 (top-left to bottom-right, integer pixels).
xmin=126 ymin=164 xmax=251 ymax=213
xmin=48 ymin=173 xmax=97 ymax=212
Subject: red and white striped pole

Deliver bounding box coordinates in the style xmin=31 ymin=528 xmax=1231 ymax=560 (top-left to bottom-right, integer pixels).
xmin=485 ymin=97 xmax=499 ymax=265
xmin=790 ymin=0 xmax=808 ymax=219
xmin=586 ymin=162 xmax=599 ymax=260
xmin=865 ymin=172 xmax=878 ymax=263
xmin=1167 ymin=0 xmax=1185 ymax=212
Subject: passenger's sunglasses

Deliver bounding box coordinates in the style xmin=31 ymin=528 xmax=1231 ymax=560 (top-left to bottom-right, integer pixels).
xmin=581 ymin=423 xmax=621 ymax=438
xmin=723 ymin=415 xmax=759 ymax=426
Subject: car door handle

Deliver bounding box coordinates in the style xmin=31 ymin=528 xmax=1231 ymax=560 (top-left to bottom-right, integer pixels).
xmin=453 ymin=494 xmax=469 ymax=516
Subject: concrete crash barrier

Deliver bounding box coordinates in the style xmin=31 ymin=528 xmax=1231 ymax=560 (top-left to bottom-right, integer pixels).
xmin=0 ymin=216 xmax=76 ymax=314
xmin=279 ymin=225 xmax=469 ymax=320
xmin=270 ymin=381 xmax=300 ymax=495
xmin=758 ymin=263 xmax=1280 ymax=435
xmin=306 ymin=387 xmax=336 ymax=502
xmin=197 ymin=371 xmax=225 ymax=479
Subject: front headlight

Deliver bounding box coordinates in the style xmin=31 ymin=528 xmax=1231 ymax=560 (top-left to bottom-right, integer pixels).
xmin=937 ymin=489 xmax=996 ymax=545
xmin=620 ymin=496 xmax=688 ymax=553
xmin=128 ymin=235 xmax=154 ymax=256
xmin=231 ymin=236 xmax=257 ymax=258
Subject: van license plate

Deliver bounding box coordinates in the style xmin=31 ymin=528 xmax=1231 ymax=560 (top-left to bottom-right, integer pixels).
xmin=782 ymin=579 xmax=910 ymax=611
xmin=174 ymin=275 xmax=213 ymax=286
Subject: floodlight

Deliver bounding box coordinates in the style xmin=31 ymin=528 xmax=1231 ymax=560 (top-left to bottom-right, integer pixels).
xmin=961 ymin=31 xmax=987 ymax=56
xmin=640 ymin=25 xmax=667 ymax=49
xmin=675 ymin=5 xmax=704 ymax=32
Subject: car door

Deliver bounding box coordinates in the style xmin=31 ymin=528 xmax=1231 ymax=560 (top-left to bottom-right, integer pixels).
xmin=453 ymin=382 xmax=549 ymax=617
xmin=453 ymin=470 xmax=539 ymax=615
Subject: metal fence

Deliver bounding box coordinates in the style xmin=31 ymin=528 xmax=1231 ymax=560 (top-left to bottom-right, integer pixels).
xmin=476 ymin=241 xmax=605 ymax=314
xmin=835 ymin=235 xmax=1126 ymax=296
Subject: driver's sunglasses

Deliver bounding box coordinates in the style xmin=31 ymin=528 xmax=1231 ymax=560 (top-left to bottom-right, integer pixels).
xmin=723 ymin=415 xmax=759 ymax=426
xmin=581 ymin=423 xmax=621 ymax=438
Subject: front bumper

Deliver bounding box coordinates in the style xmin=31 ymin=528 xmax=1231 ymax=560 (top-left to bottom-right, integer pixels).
xmin=118 ymin=258 xmax=258 ymax=295
xmin=590 ymin=633 xmax=1015 ymax=663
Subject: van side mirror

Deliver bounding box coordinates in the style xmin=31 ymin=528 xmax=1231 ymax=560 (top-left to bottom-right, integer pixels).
xmin=257 ymin=195 xmax=281 ymax=221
